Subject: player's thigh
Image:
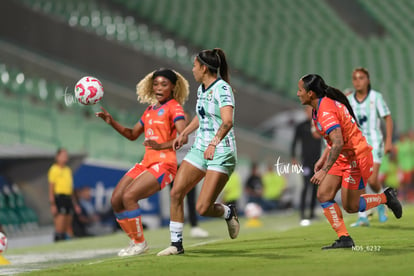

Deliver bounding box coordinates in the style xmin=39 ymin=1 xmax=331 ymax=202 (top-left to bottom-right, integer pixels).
xmin=123 ymin=171 xmax=161 ymax=202
xmin=317 ymin=174 xmax=342 ymax=202
xmin=172 ymin=161 xmax=205 ymax=199
xmin=197 ymin=170 xmax=229 ymax=212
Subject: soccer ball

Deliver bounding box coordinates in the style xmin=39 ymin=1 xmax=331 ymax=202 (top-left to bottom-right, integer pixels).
xmin=244 ymin=202 xmax=263 ymax=219
xmin=74 ymin=76 xmax=104 ymax=105
xmin=0 ymin=232 xmax=7 ymax=254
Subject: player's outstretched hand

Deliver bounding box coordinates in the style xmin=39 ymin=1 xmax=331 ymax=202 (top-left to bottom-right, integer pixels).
xmin=143 ymin=139 xmax=162 ymax=150
xmin=173 ymin=133 xmax=188 ymax=151
xmin=95 ymin=107 xmax=112 ymax=124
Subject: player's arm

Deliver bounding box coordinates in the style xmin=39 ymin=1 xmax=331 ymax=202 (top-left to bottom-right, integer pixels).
xmin=314 ymin=146 xmax=330 ymax=173
xmin=383 ymin=115 xmax=393 ymax=154
xmin=173 ymin=116 xmax=199 ymax=150
xmin=96 ymin=107 xmax=144 ymax=141
xmin=48 ymin=180 xmax=58 ymax=216
xmin=321 ymin=128 xmax=343 ymax=172
xmin=311 ymin=128 xmax=343 ymax=185
xmin=144 ymin=119 xmax=187 ymax=150
xmin=204 ymin=106 xmax=234 ymax=160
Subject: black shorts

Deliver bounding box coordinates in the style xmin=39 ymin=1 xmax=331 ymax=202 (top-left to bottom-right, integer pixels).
xmin=55 ymin=194 xmax=74 ymax=215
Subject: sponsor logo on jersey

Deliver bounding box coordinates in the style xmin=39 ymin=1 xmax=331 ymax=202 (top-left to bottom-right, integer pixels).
xmin=322 ymin=112 xmax=330 ymax=117
xmin=207 ymin=90 xmax=213 ymax=101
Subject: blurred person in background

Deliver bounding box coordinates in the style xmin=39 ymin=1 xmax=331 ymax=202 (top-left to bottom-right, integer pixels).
xmin=174 ymin=111 xmax=209 ymax=238
xmin=347 ymin=68 xmax=393 ymax=227
xmin=395 ymin=132 xmax=412 ymax=202
xmin=378 ymin=150 xmax=399 ymax=193
xmin=245 ymin=162 xmax=264 ymax=207
xmin=48 ymin=148 xmax=80 ymax=242
xmin=96 ymin=68 xmax=188 ymax=256
xmin=158 ymin=48 xmax=238 ymax=256
xmin=262 ymin=162 xmax=287 ymax=211
xmin=297 ymin=74 xmax=401 ymax=249
xmin=222 ymin=171 xmax=242 ymax=208
xmin=72 ymin=186 xmax=115 ymax=237
xmin=291 ymin=106 xmax=321 ymax=225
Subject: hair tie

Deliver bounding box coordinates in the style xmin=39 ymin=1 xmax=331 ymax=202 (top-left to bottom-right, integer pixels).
xmin=197 ymin=53 xmax=219 ymax=71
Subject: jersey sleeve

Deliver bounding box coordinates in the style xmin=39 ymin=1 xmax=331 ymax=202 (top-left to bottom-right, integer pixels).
xmin=215 ymin=83 xmax=234 ymax=108
xmin=319 ymin=102 xmax=340 ymax=135
xmin=376 ymin=93 xmax=391 ymax=118
xmin=170 ymin=101 xmax=185 ymax=123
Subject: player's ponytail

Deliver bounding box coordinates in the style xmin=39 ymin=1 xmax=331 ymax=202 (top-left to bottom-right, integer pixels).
xmin=301 ymin=74 xmax=359 ymax=125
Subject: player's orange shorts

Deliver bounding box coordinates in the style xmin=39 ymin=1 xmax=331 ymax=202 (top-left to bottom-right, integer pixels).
xmin=126 ymin=162 xmax=177 ymax=189
xmin=328 ymin=153 xmax=374 ymax=190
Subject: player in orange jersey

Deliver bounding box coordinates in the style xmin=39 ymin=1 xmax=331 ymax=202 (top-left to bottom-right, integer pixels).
xmin=297 ymin=74 xmax=402 ymax=249
xmin=96 ymin=69 xmax=188 ymax=256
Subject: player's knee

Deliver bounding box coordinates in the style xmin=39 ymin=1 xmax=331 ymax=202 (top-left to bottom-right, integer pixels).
xmin=121 ymin=192 xmax=136 ymax=207
xmin=317 ymin=191 xmax=333 ymax=203
xmin=111 ymin=193 xmax=122 ymax=211
xmin=170 ymin=187 xmax=185 ymax=203
xmin=343 ymin=203 xmax=359 ymax=213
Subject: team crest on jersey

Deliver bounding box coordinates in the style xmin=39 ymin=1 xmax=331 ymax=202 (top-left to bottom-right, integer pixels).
xmin=158 ymin=109 xmax=165 ymax=116
xmin=207 ymin=90 xmax=213 ymax=101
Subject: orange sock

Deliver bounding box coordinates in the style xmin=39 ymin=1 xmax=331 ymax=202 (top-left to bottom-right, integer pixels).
xmin=127 ymin=216 xmax=145 ymax=244
xmin=117 ymin=216 xmax=145 ymax=244
xmin=359 ymin=194 xmax=386 ymax=211
xmin=321 ymin=200 xmax=349 ymax=238
xmin=117 ymin=218 xmax=132 ymax=235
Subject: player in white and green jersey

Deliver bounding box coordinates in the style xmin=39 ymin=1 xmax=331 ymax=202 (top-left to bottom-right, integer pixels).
xmin=158 ymin=48 xmax=239 ymax=257
xmin=348 ymin=68 xmax=394 ymax=227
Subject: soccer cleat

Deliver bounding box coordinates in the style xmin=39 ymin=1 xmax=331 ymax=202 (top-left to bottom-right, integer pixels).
xmin=190 ymin=227 xmax=209 ymax=238
xmin=377 ymin=204 xmax=388 ymax=223
xmin=350 ymin=217 xmax=370 ymax=227
xmin=157 ymin=245 xmax=184 ymax=256
xmin=225 ymin=204 xmax=240 ymax=239
xmin=384 ymin=187 xmax=402 ymax=219
xmin=322 ymin=236 xmax=355 ymax=250
xmin=118 ymin=241 xmax=149 ymax=257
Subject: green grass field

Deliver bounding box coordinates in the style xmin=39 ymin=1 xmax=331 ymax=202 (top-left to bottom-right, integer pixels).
xmin=3 ymin=205 xmax=414 ymax=275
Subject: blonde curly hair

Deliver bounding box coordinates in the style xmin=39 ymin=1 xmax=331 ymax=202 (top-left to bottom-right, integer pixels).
xmin=136 ymin=69 xmax=189 ymax=106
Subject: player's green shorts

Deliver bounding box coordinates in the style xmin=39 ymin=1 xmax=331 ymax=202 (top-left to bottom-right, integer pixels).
xmin=184 ymin=147 xmax=236 ymax=175
xmin=372 ymin=142 xmax=384 ymax=164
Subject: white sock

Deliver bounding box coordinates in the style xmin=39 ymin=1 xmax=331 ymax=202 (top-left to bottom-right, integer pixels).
xmin=359 ymin=211 xmax=367 ymax=218
xmin=221 ymin=204 xmax=231 ymax=219
xmin=170 ymin=221 xmax=184 ymax=243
